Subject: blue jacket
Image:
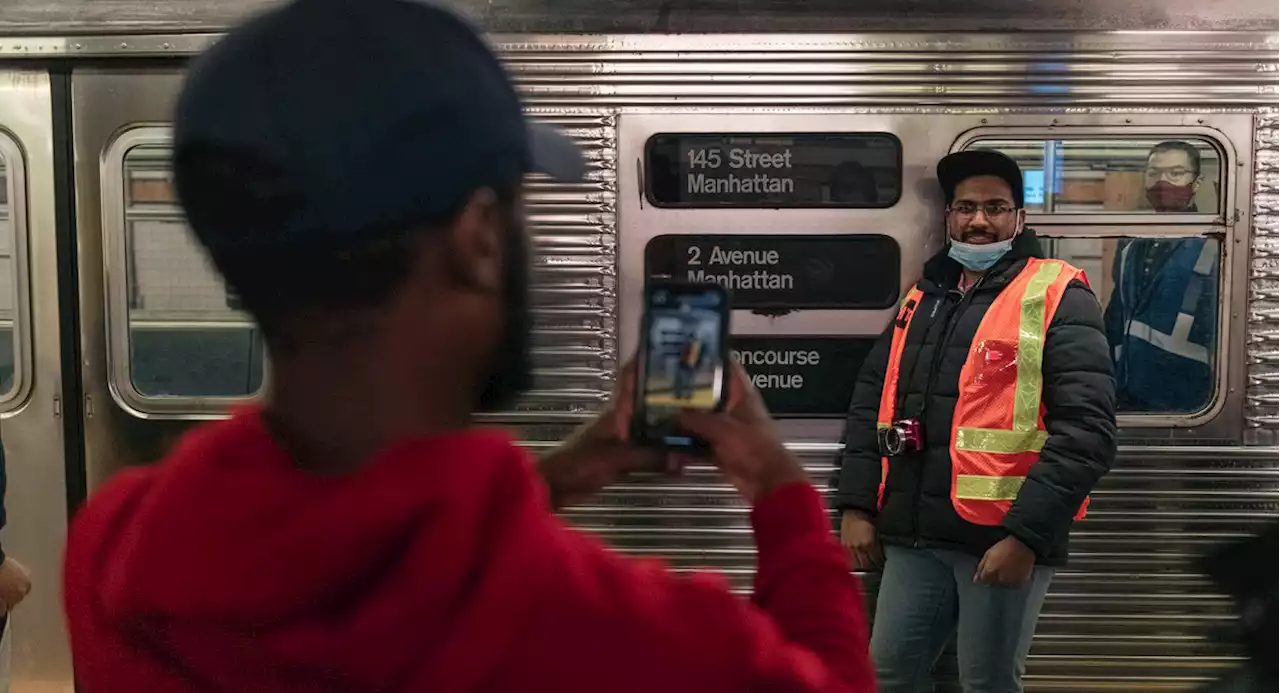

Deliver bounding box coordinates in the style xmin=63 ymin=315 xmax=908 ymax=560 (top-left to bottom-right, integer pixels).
xmin=1104 ymin=238 xmax=1218 ymax=413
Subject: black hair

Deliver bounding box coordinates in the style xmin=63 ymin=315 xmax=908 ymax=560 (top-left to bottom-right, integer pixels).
xmin=1148 ymin=140 xmax=1203 ymax=177
xmin=173 ymin=142 xmax=518 ymax=349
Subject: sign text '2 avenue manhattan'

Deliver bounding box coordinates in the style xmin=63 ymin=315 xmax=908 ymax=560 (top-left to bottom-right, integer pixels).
xmin=645 ymin=234 xmax=900 ymax=310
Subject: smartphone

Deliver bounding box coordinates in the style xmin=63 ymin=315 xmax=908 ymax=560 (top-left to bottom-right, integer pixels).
xmin=631 ymin=280 xmax=731 ymax=452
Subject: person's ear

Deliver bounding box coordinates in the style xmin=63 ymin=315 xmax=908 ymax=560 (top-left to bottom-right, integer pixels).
xmin=442 ymin=187 xmax=505 ymax=294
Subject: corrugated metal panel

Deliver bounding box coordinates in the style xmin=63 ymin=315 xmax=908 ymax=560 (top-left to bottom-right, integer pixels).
xmin=499 ymin=35 xmax=1278 ymax=108
xmin=502 ymin=36 xmax=1279 ymax=692
xmin=500 ymin=113 xmax=619 ymax=421
xmin=562 ymin=446 xmax=1277 ymax=691
xmin=1247 ymin=111 xmax=1279 ymax=442
xmin=0 ymin=0 xmax=1277 ymax=34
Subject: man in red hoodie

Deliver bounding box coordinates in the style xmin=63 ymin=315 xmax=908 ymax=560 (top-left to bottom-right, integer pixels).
xmin=61 ymin=1 xmax=878 ymax=691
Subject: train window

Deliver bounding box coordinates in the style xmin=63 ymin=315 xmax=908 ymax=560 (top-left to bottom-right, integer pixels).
xmin=111 ymin=137 xmax=265 ymax=403
xmin=964 ymin=138 xmax=1222 ymax=216
xmin=1039 ymin=235 xmax=1221 ymax=415
xmin=0 ymin=147 xmax=23 ymax=403
xmin=645 ymin=132 xmax=902 ymax=208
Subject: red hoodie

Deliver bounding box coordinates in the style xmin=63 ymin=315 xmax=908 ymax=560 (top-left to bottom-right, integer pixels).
xmin=63 ymin=408 xmax=876 ymax=692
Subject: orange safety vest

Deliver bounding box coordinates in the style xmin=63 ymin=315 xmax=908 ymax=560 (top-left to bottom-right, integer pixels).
xmin=876 ymin=258 xmax=1091 ymax=526
xmin=681 ymin=339 xmax=703 ymax=368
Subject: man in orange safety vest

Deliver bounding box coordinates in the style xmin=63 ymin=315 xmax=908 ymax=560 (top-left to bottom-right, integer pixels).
xmin=834 ymin=149 xmax=1117 ymax=693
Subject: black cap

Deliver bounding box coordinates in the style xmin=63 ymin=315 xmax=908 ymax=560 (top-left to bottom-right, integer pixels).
xmin=937 ymin=149 xmax=1024 ymax=209
xmin=173 ymin=0 xmax=584 ymax=252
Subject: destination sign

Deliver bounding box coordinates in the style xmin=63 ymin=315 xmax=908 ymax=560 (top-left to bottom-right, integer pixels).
xmin=645 ymin=132 xmax=902 ymax=208
xmin=645 ymin=234 xmax=900 ymax=310
xmin=730 ymin=336 xmax=880 ymax=417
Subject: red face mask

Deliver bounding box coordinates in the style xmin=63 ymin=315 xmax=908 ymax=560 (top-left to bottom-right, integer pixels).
xmin=1146 ymin=180 xmax=1196 ymax=212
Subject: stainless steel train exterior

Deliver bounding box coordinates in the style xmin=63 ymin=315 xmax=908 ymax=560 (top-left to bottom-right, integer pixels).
xmin=0 ymin=1 xmax=1276 ymax=691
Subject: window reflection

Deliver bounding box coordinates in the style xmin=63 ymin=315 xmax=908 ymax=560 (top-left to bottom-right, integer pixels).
xmin=967 ymin=138 xmax=1221 ymax=215
xmin=1040 ymin=236 xmax=1219 ymax=414
xmin=121 ymin=143 xmax=265 ymax=399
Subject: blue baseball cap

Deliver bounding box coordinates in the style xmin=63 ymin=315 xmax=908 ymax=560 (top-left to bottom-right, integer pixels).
xmin=173 ymin=0 xmax=584 ymax=252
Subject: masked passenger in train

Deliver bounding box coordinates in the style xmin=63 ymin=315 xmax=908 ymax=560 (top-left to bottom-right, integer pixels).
xmin=1103 ymin=141 xmax=1218 ymax=413
xmin=60 ymin=1 xmax=877 ymax=691
xmin=833 ymin=149 xmax=1117 ymax=693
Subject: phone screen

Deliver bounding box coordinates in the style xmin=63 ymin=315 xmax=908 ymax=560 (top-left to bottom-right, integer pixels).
xmin=636 ymin=282 xmax=729 ymax=450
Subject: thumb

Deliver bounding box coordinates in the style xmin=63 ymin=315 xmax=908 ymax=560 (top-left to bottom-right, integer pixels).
xmin=675 ymin=409 xmax=741 ymax=446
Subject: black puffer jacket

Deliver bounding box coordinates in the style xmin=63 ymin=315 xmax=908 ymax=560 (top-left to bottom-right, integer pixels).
xmin=833 ymin=229 xmax=1116 ymax=566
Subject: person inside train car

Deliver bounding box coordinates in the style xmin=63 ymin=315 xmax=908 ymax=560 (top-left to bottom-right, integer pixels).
xmin=833 ymin=149 xmax=1117 ymax=692
xmin=1103 ymin=140 xmax=1218 ymax=413
xmin=60 ymin=1 xmax=878 ymax=692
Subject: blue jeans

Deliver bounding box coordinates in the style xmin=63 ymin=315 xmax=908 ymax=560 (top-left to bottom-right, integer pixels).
xmin=870 ymin=545 xmax=1054 ymax=693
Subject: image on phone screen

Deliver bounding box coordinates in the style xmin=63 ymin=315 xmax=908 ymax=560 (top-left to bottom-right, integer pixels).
xmin=639 ymin=284 xmax=727 ymax=449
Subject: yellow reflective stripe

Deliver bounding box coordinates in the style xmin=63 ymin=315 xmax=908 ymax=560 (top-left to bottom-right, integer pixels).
xmin=896 ymin=286 xmax=923 ymax=311
xmin=955 ymin=426 xmax=1048 ymax=453
xmin=877 ymin=422 xmax=890 ymax=429
xmin=897 ymin=290 xmax=912 ymax=310
xmin=1013 ymin=262 xmax=1063 ymax=432
xmin=955 ymin=474 xmax=1026 ymax=501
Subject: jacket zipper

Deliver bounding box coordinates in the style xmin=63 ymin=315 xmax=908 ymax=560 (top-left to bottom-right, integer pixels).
xmin=909 ymin=274 xmax=986 ymax=548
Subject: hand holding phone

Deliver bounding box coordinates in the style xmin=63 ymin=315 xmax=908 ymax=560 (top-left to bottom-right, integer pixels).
xmin=630 ymin=281 xmax=731 ymax=453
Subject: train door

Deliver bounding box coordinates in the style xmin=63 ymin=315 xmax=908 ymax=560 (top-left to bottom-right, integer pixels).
xmin=71 ymin=70 xmax=241 ymax=502
xmin=0 ymin=70 xmax=73 ymax=691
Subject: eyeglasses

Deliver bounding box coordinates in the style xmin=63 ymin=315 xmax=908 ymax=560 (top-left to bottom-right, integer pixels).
xmin=1145 ymin=166 xmax=1197 ymax=183
xmin=948 ymin=202 xmax=1016 ymax=219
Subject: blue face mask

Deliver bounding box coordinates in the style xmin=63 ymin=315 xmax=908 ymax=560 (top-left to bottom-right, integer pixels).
xmin=948 ymin=237 xmax=1014 ymax=272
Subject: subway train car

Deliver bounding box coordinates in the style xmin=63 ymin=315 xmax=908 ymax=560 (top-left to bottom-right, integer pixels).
xmin=0 ymin=0 xmax=1276 ymax=690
